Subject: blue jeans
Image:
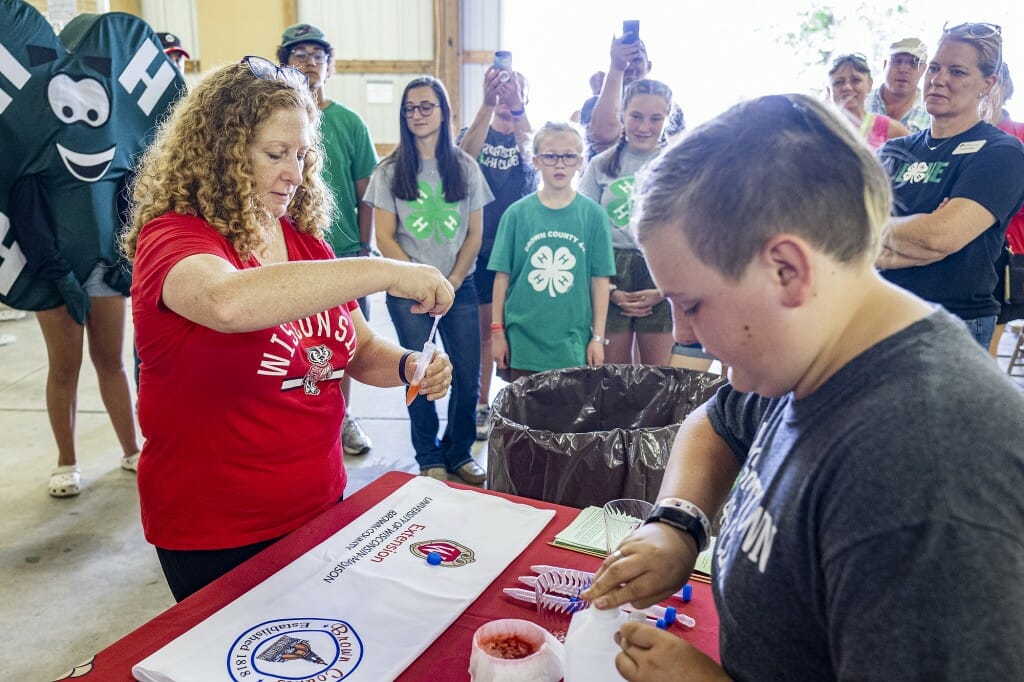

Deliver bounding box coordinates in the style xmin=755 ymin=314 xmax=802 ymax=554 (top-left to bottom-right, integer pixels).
xmin=386 ymin=279 xmax=481 ymax=472
xmin=963 ymin=315 xmax=997 ymax=349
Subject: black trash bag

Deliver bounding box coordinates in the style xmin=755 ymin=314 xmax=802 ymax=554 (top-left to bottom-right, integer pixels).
xmin=488 ymin=364 xmax=727 ymax=508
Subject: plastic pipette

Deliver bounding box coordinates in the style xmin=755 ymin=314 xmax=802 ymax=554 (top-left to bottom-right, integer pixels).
xmin=526 ymin=566 xmax=695 ymax=628
xmin=405 ymin=315 xmax=441 ymax=405
xmin=501 ymin=588 xmax=659 ymax=625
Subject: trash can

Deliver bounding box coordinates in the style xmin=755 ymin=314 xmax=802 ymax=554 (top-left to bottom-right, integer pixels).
xmin=487 ymin=364 xmax=727 ymax=508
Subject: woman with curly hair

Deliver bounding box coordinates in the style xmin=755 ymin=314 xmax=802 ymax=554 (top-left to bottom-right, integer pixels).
xmin=124 ymin=58 xmax=455 ymax=601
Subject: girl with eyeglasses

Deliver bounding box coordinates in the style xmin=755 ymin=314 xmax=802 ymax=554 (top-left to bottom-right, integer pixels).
xmin=364 ymin=76 xmax=493 ymax=485
xmin=579 ymin=79 xmax=678 ymax=366
xmin=827 ymin=54 xmax=910 ymax=149
xmin=878 ymin=22 xmax=1024 ymax=349
xmin=488 ymin=122 xmax=615 ymax=380
xmin=123 ymin=61 xmax=455 ymax=600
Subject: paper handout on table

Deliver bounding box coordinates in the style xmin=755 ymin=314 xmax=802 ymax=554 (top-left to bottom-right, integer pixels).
xmin=552 ymin=505 xmax=716 ymax=579
xmin=551 ymin=505 xmax=607 ymax=557
xmin=132 ymin=477 xmax=555 ymax=682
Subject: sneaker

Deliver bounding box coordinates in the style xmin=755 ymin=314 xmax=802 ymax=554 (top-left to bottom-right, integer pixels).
xmin=343 ymin=415 xmax=372 ymax=455
xmin=420 ymin=467 xmax=447 ymax=481
xmin=0 ymin=306 xmax=26 ymax=322
xmin=455 ymin=460 xmax=486 ymax=486
xmin=121 ymin=452 xmax=140 ymax=472
xmin=475 ymin=404 xmax=491 ymax=441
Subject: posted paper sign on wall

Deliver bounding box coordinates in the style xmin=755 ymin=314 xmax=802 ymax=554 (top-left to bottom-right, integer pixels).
xmin=132 ymin=477 xmax=555 ymax=682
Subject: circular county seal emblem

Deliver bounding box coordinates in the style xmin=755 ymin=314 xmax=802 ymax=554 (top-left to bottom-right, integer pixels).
xmin=227 ymin=617 xmax=363 ymax=681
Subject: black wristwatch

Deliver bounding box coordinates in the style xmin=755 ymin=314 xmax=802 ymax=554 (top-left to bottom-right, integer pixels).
xmin=644 ymin=504 xmax=709 ymax=552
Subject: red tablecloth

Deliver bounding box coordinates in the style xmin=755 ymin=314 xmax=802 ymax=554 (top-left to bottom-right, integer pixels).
xmin=81 ymin=471 xmax=718 ymax=680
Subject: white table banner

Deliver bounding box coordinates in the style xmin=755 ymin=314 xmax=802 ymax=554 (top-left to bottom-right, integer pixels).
xmin=133 ymin=476 xmax=555 ymax=682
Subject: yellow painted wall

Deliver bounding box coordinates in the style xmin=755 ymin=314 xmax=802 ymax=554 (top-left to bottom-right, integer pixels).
xmin=109 ymin=0 xmax=140 ymax=15
xmin=196 ymin=0 xmax=295 ymax=69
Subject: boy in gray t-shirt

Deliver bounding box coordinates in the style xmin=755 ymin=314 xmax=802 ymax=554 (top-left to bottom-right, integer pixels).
xmin=582 ymin=94 xmax=1024 ymax=681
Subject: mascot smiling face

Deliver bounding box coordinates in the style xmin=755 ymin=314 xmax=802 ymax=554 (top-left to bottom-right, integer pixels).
xmin=0 ymin=0 xmax=184 ymax=316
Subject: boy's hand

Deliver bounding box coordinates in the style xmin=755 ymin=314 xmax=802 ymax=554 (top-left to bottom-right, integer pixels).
xmin=587 ymin=339 xmax=605 ymax=365
xmin=614 ymin=623 xmax=731 ymax=682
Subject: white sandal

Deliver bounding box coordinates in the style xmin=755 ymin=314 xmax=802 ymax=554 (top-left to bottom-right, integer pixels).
xmin=49 ymin=465 xmax=81 ymax=497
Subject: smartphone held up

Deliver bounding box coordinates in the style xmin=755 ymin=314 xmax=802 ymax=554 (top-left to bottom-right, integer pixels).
xmin=494 ymin=50 xmax=512 ymax=82
xmin=622 ymin=19 xmax=640 ymax=44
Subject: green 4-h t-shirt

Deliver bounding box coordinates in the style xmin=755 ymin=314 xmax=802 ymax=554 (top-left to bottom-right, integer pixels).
xmin=320 ymin=102 xmax=378 ymax=255
xmin=488 ymin=193 xmax=615 ymax=372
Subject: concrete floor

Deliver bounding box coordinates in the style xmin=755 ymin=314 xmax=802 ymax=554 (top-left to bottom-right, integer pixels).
xmin=2 ymin=300 xmax=1022 ymax=681
xmin=0 ymin=292 xmax=497 ymax=681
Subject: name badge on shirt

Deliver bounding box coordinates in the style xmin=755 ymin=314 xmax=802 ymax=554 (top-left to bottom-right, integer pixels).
xmin=952 ymin=140 xmax=987 ymax=155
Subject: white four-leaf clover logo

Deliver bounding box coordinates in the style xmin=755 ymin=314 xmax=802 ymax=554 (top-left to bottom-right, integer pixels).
xmin=901 ymin=161 xmax=929 ymax=183
xmin=528 ymin=245 xmax=576 ymax=297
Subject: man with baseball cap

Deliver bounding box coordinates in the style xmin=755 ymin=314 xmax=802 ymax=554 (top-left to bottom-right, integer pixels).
xmin=869 ymin=37 xmax=931 ymax=133
xmin=157 ymin=31 xmax=190 ymax=74
xmin=277 ymin=23 xmax=379 ymax=456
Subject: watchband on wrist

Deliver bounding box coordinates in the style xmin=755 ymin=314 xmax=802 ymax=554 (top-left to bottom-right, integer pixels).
xmin=644 ymin=498 xmax=710 ymax=552
xmin=398 ymin=351 xmax=414 ymax=385
xmin=608 ymin=283 xmax=618 ymax=292
xmin=590 ymin=334 xmax=610 ymax=345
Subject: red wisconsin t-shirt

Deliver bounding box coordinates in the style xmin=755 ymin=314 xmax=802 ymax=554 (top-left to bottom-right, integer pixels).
xmin=132 ymin=213 xmax=356 ymax=550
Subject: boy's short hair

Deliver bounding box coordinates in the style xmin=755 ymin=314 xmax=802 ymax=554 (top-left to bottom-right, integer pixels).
xmin=633 ymin=94 xmax=892 ymax=279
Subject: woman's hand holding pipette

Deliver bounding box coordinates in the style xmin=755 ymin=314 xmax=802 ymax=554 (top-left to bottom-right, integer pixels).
xmin=405 ymin=315 xmax=452 ymax=404
xmin=384 ymin=262 xmax=455 ymax=316
xmin=405 ymin=350 xmax=452 ymax=403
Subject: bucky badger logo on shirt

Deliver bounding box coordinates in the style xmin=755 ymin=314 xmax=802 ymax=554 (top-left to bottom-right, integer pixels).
xmin=302 ymin=344 xmax=334 ymax=395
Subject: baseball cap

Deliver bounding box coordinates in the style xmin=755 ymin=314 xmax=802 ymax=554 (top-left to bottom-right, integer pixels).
xmin=281 ymin=23 xmax=331 ymax=50
xmin=157 ymin=32 xmax=190 ymax=59
xmin=888 ymin=37 xmax=927 ymax=62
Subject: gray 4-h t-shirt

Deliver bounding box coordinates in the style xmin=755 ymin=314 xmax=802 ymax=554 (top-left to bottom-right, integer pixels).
xmin=706 ymin=309 xmax=1024 ymax=681
xmin=364 ymin=153 xmax=493 ymax=276
xmin=577 ymin=145 xmax=659 ymax=251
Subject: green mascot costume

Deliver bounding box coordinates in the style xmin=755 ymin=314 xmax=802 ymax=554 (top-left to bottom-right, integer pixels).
xmin=0 ymin=0 xmax=184 ymax=323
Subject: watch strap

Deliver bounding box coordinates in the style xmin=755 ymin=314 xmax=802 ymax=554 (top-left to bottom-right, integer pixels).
xmin=657 ymin=497 xmax=711 ymax=540
xmin=644 ymin=501 xmax=710 ymax=552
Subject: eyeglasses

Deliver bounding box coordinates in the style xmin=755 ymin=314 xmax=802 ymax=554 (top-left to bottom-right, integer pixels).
xmin=832 ymin=52 xmax=869 ymax=68
xmin=943 ymin=21 xmax=1001 ymax=38
xmin=242 ymin=56 xmax=308 ymax=89
xmin=536 ymin=152 xmax=582 ymax=167
xmin=403 ymin=102 xmax=439 ymax=118
xmin=289 ymin=49 xmax=327 ymax=65
xmin=890 ymin=55 xmax=924 ymax=69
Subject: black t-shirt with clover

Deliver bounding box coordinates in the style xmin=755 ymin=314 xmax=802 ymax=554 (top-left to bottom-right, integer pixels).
xmin=879 ymin=121 xmax=1024 ymax=319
